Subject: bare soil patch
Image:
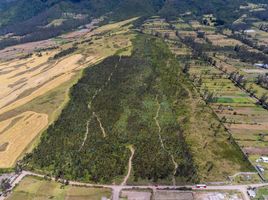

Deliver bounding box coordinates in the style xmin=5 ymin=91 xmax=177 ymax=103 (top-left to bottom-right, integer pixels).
xmin=244 ymin=147 xmax=268 ymax=155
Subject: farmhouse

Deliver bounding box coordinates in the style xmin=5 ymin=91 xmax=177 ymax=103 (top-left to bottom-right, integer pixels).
xmin=254 ymin=63 xmax=268 ymax=69
xmin=244 ymin=29 xmax=256 ymax=34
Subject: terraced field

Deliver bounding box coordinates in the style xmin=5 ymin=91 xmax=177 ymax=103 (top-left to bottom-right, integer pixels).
xmin=141 ymin=17 xmax=268 ymax=181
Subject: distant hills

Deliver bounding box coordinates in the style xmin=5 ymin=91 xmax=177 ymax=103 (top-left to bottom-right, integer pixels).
xmin=0 ymin=0 xmax=267 ymax=50
xmin=0 ymin=0 xmax=265 ymax=28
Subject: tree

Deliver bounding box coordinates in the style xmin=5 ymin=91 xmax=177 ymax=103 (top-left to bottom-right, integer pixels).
xmin=15 ymin=162 xmax=22 ymax=174
xmin=259 ymin=93 xmax=268 ymax=106
xmin=0 ymin=179 xmax=11 ymax=194
xmin=183 ymin=63 xmax=190 ymax=74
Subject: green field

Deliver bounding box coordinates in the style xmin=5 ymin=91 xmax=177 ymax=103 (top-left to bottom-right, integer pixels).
xmin=7 ymin=176 xmax=111 ymax=200
xmin=254 ymin=186 xmax=268 ymax=200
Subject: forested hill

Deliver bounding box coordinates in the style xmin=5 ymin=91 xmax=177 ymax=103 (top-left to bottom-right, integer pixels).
xmin=0 ymin=0 xmax=266 ymax=28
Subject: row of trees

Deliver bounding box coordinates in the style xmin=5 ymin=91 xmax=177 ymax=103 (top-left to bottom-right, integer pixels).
xmin=230 ymin=34 xmax=268 ymax=55
xmin=256 ymin=74 xmax=268 ymax=89
xmin=176 ymin=30 xmax=268 ymax=109
xmin=233 ymin=45 xmax=268 ymax=64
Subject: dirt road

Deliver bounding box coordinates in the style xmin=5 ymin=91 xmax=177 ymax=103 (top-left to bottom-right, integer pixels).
xmin=121 ymin=146 xmax=135 ymax=186
xmin=2 ymin=170 xmax=268 ymax=200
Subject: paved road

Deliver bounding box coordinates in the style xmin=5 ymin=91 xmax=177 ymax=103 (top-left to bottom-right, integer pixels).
xmin=2 ymin=170 xmax=268 ymax=200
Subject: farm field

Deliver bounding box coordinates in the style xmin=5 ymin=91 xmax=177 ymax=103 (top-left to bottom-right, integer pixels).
xmin=189 ymin=62 xmax=268 ymax=149
xmin=0 ymin=18 xmax=136 ymax=168
xmin=141 ymin=17 xmax=268 ymax=181
xmin=7 ymin=176 xmax=111 ymax=200
xmin=120 ymin=189 xmax=243 ymax=200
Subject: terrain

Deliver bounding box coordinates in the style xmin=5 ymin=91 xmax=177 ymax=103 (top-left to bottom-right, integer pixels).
xmin=0 ymin=0 xmax=268 ymax=199
xmin=141 ymin=11 xmax=268 ymax=181
xmin=7 ymin=176 xmax=111 ymax=200
xmin=0 ymin=18 xmax=135 ymax=168
xmin=24 ymin=33 xmax=251 ymax=184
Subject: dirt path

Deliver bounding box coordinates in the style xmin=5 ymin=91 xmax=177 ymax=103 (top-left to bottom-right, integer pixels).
xmin=79 ymin=118 xmax=91 ymax=151
xmin=154 ymin=96 xmax=178 ymax=185
xmin=93 ymin=111 xmax=107 ymax=138
xmin=79 ymin=58 xmax=121 ymax=150
xmin=121 ymin=146 xmax=135 ymax=186
xmin=154 ymin=96 xmax=162 ymax=141
xmin=171 ymin=155 xmax=178 ymax=185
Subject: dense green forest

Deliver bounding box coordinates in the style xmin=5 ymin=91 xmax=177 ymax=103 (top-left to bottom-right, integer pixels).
xmin=24 ymin=34 xmax=198 ymax=184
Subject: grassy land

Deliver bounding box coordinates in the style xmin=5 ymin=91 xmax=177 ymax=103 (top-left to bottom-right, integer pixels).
xmin=7 ymin=176 xmax=111 ymax=200
xmin=255 ymin=186 xmax=268 ymax=200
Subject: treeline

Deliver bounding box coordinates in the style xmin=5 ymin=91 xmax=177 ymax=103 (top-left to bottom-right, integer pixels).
xmin=233 ymin=45 xmax=268 ymax=64
xmin=226 ymin=32 xmax=268 ymax=54
xmin=53 ymin=47 xmax=78 ymax=60
xmin=256 ymin=74 xmax=268 ymax=89
xmin=176 ymin=31 xmax=268 ymax=109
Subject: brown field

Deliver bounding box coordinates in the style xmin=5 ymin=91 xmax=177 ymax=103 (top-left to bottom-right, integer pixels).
xmin=206 ymin=34 xmax=243 ymax=47
xmin=0 ymin=111 xmax=48 ymax=168
xmin=0 ymin=53 xmax=84 ymax=115
xmin=0 ymin=39 xmax=57 ymax=60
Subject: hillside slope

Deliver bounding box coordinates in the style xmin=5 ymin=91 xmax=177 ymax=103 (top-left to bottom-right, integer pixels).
xmin=0 ymin=0 xmax=263 ymax=28
xmin=24 ymin=34 xmax=252 ymax=184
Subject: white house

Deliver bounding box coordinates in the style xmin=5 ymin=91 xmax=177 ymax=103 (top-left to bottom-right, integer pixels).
xmin=254 ymin=63 xmax=268 ymax=69
xmin=247 ymin=189 xmax=256 ymax=198
xmin=244 ymin=29 xmax=256 ymax=34
xmin=260 ymin=156 xmax=268 ymax=163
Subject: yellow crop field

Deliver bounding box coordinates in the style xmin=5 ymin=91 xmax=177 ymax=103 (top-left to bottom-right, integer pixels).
xmin=0 ymin=111 xmax=48 ymax=168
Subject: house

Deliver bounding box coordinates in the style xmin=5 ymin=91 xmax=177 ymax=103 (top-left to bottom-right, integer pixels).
xmin=260 ymin=156 xmax=268 ymax=163
xmin=244 ymin=29 xmax=256 ymax=34
xmin=254 ymin=63 xmax=268 ymax=69
xmin=247 ymin=189 xmax=256 ymax=198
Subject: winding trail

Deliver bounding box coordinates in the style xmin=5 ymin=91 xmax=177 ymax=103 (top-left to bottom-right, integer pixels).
xmin=79 ymin=118 xmax=91 ymax=151
xmin=154 ymin=96 xmax=179 ymax=185
xmin=121 ymin=146 xmax=135 ymax=186
xmin=79 ymin=57 xmax=120 ymax=150
xmin=93 ymin=112 xmax=107 ymax=138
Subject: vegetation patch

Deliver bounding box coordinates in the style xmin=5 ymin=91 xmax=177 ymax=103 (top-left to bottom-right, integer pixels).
xmin=24 ymin=34 xmax=253 ymax=184
xmin=7 ymin=176 xmax=111 ymax=200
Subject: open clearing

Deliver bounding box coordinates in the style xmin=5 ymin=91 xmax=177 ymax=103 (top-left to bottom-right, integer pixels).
xmin=7 ymin=176 xmax=111 ymax=200
xmin=0 ymin=111 xmax=48 ymax=168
